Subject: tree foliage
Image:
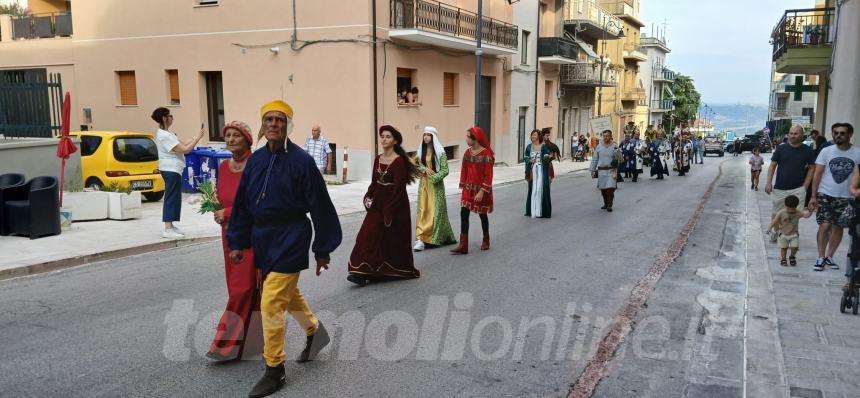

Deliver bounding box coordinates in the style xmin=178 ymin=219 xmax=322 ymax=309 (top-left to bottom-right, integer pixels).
xmin=0 ymin=1 xmax=29 ymax=17
xmin=669 ymin=74 xmax=702 ymax=127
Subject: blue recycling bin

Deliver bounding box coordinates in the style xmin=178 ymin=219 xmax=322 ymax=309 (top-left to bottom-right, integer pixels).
xmin=183 ymin=147 xmax=234 ymax=193
xmin=204 ymin=148 xmax=233 ymax=188
xmin=181 ymin=148 xmax=204 ymax=193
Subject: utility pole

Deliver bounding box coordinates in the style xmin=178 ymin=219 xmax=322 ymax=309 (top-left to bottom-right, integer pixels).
xmin=474 ymin=0 xmax=483 ymax=127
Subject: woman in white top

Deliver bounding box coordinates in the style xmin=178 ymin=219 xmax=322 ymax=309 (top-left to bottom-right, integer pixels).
xmin=151 ymin=107 xmax=204 ymax=239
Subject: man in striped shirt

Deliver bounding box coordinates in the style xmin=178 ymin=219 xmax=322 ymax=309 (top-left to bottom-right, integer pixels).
xmin=303 ymin=125 xmax=332 ymax=174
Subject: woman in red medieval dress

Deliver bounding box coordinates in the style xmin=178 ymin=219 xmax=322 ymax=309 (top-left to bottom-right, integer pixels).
xmin=206 ymin=121 xmax=264 ymax=362
xmin=450 ymin=126 xmax=494 ymax=254
xmin=347 ymin=125 xmax=421 ymax=286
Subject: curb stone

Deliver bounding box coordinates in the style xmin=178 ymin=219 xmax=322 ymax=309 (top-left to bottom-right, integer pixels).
xmin=0 ymin=236 xmax=218 ymax=281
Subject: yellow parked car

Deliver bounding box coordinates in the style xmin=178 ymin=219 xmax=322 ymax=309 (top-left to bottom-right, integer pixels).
xmin=75 ymin=131 xmax=166 ymax=202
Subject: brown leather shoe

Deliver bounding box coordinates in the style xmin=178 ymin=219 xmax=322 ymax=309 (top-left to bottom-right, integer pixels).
xmin=450 ymin=234 xmax=468 ymax=254
xmin=480 ymin=234 xmax=490 ymax=251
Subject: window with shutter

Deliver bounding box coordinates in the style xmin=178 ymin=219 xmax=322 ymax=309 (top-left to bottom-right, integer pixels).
xmin=443 ymin=72 xmax=458 ymax=106
xmin=520 ymin=31 xmax=530 ymax=65
xmin=167 ymin=70 xmax=180 ymax=105
xmin=117 ymin=71 xmax=137 ymax=106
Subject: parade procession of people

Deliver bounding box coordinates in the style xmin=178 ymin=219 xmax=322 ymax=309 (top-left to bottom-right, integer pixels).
xmin=194 ymin=95 xmax=722 ymax=396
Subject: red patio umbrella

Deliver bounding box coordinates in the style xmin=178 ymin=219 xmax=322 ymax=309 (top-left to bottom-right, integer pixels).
xmin=56 ymin=92 xmax=77 ymax=207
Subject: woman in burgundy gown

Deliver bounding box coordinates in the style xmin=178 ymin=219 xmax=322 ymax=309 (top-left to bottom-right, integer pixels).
xmin=347 ymin=125 xmax=420 ymax=286
xmin=206 ymin=121 xmax=264 ymax=362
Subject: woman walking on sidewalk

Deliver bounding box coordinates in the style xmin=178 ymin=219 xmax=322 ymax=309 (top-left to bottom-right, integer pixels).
xmin=524 ymin=129 xmax=552 ymax=218
xmin=348 ymin=126 xmax=421 ymax=286
xmin=151 ymin=107 xmax=203 ymax=239
xmin=207 ymin=121 xmax=264 ymax=362
xmin=412 ymin=126 xmax=457 ymax=251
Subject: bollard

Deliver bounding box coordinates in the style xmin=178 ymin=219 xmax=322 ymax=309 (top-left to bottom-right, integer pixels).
xmin=342 ymin=146 xmax=349 ymax=184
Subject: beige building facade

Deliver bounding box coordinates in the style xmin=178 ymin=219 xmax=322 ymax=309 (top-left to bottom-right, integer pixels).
xmin=0 ymin=0 xmax=519 ymax=180
xmin=595 ymin=0 xmax=647 ymax=140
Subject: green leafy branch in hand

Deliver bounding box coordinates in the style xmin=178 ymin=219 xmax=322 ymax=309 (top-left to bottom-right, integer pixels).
xmin=197 ymin=178 xmax=222 ymax=214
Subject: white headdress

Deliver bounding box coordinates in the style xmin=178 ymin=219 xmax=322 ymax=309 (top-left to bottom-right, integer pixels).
xmin=416 ymin=126 xmax=445 ymax=169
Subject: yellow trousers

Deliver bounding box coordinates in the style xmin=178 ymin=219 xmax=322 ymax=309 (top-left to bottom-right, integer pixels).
xmin=261 ymin=271 xmax=318 ymax=367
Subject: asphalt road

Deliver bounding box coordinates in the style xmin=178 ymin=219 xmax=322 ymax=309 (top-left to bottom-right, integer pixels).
xmin=0 ymin=157 xmax=731 ymax=397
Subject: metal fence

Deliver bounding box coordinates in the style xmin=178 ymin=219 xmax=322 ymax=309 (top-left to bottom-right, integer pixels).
xmin=771 ymin=7 xmax=834 ymax=61
xmin=11 ymin=12 xmax=73 ymax=40
xmin=390 ymin=0 xmax=518 ymax=49
xmin=560 ymin=62 xmax=619 ymax=87
xmin=651 ymin=99 xmax=673 ymax=111
xmin=537 ymin=37 xmax=578 ymax=60
xmin=0 ymin=71 xmax=64 ymax=138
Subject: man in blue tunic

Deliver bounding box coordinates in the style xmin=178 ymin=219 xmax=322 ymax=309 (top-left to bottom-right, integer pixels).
xmin=228 ymin=100 xmax=342 ymax=398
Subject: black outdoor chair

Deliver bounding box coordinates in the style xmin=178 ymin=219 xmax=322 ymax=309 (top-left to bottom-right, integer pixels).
xmin=2 ymin=176 xmax=61 ymax=239
xmin=0 ymin=173 xmax=26 ymax=236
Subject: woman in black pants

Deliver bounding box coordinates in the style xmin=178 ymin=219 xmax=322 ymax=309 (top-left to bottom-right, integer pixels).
xmin=151 ymin=107 xmax=204 ymax=238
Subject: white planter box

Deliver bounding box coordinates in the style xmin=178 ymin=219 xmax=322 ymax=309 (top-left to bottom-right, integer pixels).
xmin=107 ymin=191 xmax=142 ymax=220
xmin=63 ymin=191 xmax=109 ymax=221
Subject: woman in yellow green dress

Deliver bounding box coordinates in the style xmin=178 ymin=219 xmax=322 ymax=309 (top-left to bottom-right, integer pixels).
xmin=412 ymin=126 xmax=457 ymax=251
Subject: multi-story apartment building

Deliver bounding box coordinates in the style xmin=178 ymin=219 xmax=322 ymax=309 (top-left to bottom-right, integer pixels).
xmin=639 ymin=31 xmax=674 ymax=130
xmin=594 ymin=0 xmax=646 ymax=140
xmin=551 ymin=0 xmax=622 ymax=156
xmin=767 ymin=72 xmax=818 ymax=130
xmin=507 ymin=0 xmax=540 ymax=165
xmin=0 ymin=0 xmax=520 ymax=179
xmin=770 ymin=0 xmax=859 ymax=139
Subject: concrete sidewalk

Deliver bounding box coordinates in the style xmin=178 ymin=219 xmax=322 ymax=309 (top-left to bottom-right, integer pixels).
xmin=0 ymin=158 xmax=591 ymax=279
xmin=745 ymin=155 xmax=860 ymax=398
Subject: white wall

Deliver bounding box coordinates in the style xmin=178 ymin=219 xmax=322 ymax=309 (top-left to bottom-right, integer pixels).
xmin=826 ymin=0 xmax=860 ymax=138
xmin=642 ymin=44 xmax=669 ymax=127
xmin=507 ymin=0 xmax=539 ymax=165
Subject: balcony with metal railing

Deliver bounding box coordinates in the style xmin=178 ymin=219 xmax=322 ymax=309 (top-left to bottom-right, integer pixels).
xmin=537 ymin=37 xmax=579 ymax=64
xmin=771 ymin=7 xmax=834 ymax=74
xmin=603 ymin=1 xmax=644 ymax=28
xmin=654 ymin=68 xmax=675 ymax=82
xmin=389 ymin=0 xmax=518 ymax=55
xmin=6 ymin=12 xmax=72 ymax=40
xmin=620 ymin=87 xmax=646 ymax=102
xmin=651 ymin=99 xmax=673 ymax=112
xmin=560 ymin=62 xmax=618 ymax=87
xmin=622 ymin=42 xmax=647 ymax=62
xmin=562 ymin=0 xmax=624 ymax=41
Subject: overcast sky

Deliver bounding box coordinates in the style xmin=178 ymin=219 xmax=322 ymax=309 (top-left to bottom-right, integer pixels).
xmin=641 ymin=0 xmax=814 ymax=106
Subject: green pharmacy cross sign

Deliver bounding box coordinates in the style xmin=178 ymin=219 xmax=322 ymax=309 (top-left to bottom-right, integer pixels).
xmin=785 ymin=76 xmax=818 ymax=101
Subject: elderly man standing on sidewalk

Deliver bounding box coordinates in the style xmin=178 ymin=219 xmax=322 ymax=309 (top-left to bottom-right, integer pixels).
xmin=303 ymin=125 xmax=333 ymax=175
xmin=809 ymin=123 xmax=860 ymax=271
xmin=765 ymin=124 xmax=815 ymax=243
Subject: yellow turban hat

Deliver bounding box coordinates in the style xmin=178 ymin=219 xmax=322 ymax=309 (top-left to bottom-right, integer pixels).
xmin=260 ymin=100 xmax=294 ymax=119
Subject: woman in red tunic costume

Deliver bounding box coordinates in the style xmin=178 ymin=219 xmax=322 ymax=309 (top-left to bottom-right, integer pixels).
xmin=206 ymin=121 xmax=264 ymax=362
xmin=451 ymin=126 xmax=494 ymax=255
xmin=347 ymin=125 xmax=420 ymax=286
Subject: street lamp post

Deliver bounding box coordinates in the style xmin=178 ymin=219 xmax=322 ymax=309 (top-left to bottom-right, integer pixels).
xmin=597 ymin=17 xmax=624 ymax=117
